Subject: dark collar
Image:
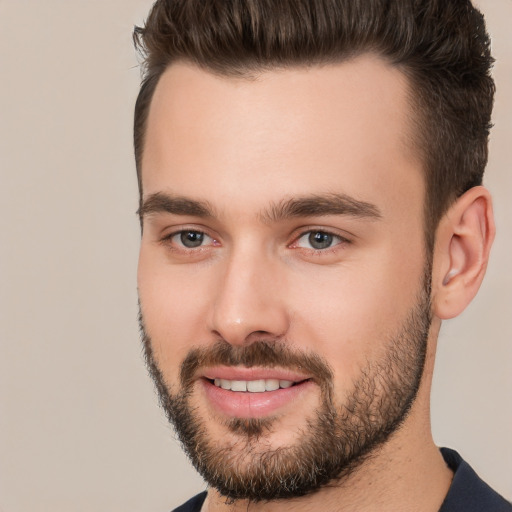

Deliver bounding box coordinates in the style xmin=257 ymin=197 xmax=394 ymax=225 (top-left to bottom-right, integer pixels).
xmin=439 ymin=447 xmax=511 ymax=511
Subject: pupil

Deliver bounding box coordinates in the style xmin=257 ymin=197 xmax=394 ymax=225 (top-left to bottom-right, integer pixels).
xmin=309 ymin=231 xmax=333 ymax=249
xmin=181 ymin=231 xmax=204 ymax=248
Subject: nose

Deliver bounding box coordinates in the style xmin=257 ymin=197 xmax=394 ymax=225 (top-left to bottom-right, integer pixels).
xmin=208 ymin=248 xmax=290 ymax=346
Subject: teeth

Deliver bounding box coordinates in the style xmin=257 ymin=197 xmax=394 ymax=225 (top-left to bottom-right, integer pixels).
xmin=247 ymin=380 xmax=266 ymax=392
xmin=230 ymin=380 xmax=247 ymax=392
xmin=265 ymin=379 xmax=280 ymax=391
xmin=213 ymin=378 xmax=297 ymax=392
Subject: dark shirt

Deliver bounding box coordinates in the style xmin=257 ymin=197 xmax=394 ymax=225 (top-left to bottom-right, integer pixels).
xmin=172 ymin=448 xmax=511 ymax=511
xmin=438 ymin=448 xmax=511 ymax=512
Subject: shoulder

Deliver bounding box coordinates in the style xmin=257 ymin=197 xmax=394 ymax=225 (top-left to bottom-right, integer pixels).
xmin=439 ymin=448 xmax=512 ymax=512
xmin=171 ymin=491 xmax=208 ymax=512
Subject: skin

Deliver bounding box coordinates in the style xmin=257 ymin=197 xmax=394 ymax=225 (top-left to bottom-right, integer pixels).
xmin=137 ymin=55 xmax=494 ymax=511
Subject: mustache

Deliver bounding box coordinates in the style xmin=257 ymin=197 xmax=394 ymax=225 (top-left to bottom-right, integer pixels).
xmin=179 ymin=340 xmax=334 ymax=390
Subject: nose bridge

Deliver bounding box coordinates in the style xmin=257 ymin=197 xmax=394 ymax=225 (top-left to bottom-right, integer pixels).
xmin=209 ymin=241 xmax=289 ymax=345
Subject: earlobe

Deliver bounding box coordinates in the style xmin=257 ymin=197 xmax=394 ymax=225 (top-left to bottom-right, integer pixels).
xmin=432 ymin=186 xmax=495 ymax=320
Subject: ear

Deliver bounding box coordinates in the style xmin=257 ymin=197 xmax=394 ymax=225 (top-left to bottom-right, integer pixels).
xmin=431 ymin=186 xmax=495 ymax=319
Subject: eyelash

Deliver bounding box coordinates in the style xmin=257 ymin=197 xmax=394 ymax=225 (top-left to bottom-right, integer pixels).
xmin=291 ymin=229 xmax=350 ymax=252
xmin=160 ymin=229 xmax=218 ymax=252
xmin=160 ymin=227 xmax=350 ymax=254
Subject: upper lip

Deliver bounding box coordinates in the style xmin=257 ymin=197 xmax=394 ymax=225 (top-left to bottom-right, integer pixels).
xmin=201 ymin=366 xmax=311 ymax=383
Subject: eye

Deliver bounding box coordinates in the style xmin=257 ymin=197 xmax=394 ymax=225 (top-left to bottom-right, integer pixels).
xmin=294 ymin=230 xmax=346 ymax=250
xmin=169 ymin=230 xmax=214 ymax=249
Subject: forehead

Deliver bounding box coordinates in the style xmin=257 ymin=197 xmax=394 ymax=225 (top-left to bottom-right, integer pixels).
xmin=142 ymin=56 xmax=423 ymax=219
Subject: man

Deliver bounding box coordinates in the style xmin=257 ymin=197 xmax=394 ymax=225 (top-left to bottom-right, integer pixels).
xmin=133 ymin=0 xmax=511 ymax=510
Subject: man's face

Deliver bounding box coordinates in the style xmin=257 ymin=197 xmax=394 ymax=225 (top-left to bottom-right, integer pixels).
xmin=138 ymin=56 xmax=431 ymax=500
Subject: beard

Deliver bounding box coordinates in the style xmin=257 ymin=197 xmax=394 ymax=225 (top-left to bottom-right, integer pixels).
xmin=140 ymin=283 xmax=431 ymax=503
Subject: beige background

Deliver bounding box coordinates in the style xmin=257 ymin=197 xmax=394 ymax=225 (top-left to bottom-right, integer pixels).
xmin=0 ymin=1 xmax=510 ymax=510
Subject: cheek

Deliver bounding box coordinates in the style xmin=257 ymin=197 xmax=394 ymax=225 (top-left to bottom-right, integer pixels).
xmin=287 ymin=248 xmax=426 ymax=387
xmin=137 ymin=247 xmax=213 ymax=378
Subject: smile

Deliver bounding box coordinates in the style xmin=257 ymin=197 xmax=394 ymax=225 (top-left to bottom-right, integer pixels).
xmin=200 ymin=369 xmax=315 ymax=418
xmin=212 ymin=378 xmax=295 ymax=392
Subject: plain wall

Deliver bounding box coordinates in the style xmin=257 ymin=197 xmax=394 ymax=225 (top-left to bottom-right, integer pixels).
xmin=0 ymin=1 xmax=510 ymax=510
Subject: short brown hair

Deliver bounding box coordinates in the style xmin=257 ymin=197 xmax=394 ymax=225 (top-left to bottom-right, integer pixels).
xmin=133 ymin=0 xmax=495 ymax=248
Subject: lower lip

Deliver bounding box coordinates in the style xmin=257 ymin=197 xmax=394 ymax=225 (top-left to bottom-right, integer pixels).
xmin=200 ymin=379 xmax=315 ymax=418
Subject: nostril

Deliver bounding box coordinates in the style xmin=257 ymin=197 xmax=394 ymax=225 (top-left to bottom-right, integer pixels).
xmin=209 ymin=295 xmax=290 ymax=346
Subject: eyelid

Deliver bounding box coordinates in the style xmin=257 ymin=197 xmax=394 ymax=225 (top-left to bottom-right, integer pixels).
xmin=159 ymin=225 xmax=220 ymax=250
xmin=289 ymin=227 xmax=352 ymax=250
xmin=157 ymin=224 xmax=352 ymax=252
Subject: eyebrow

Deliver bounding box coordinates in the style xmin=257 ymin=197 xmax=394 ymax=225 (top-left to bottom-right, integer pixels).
xmin=261 ymin=193 xmax=382 ymax=223
xmin=138 ymin=192 xmax=216 ymax=218
xmin=138 ymin=191 xmax=382 ymax=223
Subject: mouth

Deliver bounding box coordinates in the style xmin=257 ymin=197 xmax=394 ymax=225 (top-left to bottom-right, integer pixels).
xmin=208 ymin=377 xmax=305 ymax=392
xmin=198 ymin=367 xmax=315 ymax=418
